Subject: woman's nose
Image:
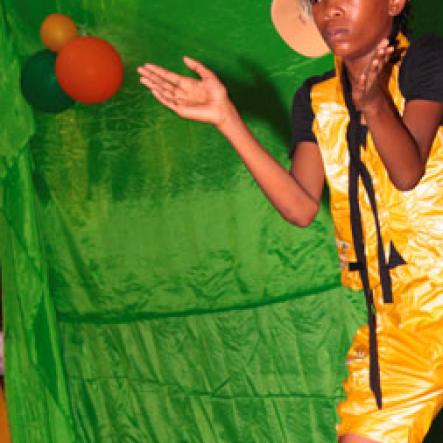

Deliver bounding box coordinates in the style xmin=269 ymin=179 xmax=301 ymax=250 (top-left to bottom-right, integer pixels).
xmin=321 ymin=0 xmax=345 ymax=19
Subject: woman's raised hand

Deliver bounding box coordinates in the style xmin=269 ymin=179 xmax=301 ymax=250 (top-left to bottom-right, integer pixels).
xmin=352 ymin=38 xmax=394 ymax=114
xmin=137 ymin=56 xmax=234 ymax=128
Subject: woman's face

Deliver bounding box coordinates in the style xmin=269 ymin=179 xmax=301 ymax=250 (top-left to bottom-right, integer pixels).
xmin=309 ymin=0 xmax=400 ymax=60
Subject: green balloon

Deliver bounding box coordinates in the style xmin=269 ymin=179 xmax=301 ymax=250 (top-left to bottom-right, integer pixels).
xmin=20 ymin=50 xmax=74 ymax=113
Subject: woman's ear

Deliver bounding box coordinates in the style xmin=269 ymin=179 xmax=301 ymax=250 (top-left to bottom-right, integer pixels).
xmin=388 ymin=0 xmax=408 ymax=17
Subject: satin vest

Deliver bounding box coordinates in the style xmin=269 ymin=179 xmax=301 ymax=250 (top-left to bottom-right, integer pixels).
xmin=310 ymin=35 xmax=443 ymax=295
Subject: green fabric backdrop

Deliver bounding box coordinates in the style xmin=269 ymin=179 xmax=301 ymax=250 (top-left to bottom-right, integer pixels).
xmin=0 ymin=0 xmax=441 ymax=442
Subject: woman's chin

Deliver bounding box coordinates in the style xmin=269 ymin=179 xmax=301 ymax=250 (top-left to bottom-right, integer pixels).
xmin=328 ymin=42 xmax=353 ymax=58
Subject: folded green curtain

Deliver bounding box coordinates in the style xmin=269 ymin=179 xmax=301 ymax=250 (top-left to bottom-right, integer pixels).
xmin=1 ymin=1 xmax=441 ymax=442
xmin=0 ymin=1 xmax=77 ymax=441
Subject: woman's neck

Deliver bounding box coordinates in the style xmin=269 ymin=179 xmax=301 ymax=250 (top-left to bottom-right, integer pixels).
xmin=343 ymin=52 xmax=374 ymax=86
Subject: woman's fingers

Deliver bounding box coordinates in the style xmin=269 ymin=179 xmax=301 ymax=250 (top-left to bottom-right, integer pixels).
xmin=137 ymin=65 xmax=182 ymax=93
xmin=362 ymin=43 xmax=394 ymax=92
xmin=138 ymin=57 xmax=216 ymax=91
xmin=153 ymin=84 xmax=189 ymax=103
xmin=353 ymin=39 xmax=395 ymax=109
xmin=138 ymin=65 xmax=200 ymax=109
xmin=150 ymin=87 xmax=211 ymax=122
xmin=374 ymin=44 xmax=394 ymax=69
xmin=183 ymin=56 xmax=217 ymax=81
xmin=385 ymin=46 xmax=394 ymax=64
xmin=138 ymin=72 xmax=176 ymax=97
xmin=139 ymin=74 xmax=189 ymax=102
xmin=376 ymin=38 xmax=389 ymax=52
xmin=150 ymin=87 xmax=180 ymax=113
xmin=357 ymin=73 xmax=368 ymax=93
xmin=138 ymin=63 xmax=183 ymax=86
xmin=363 ymin=64 xmax=381 ymax=95
xmin=137 ymin=58 xmax=227 ymax=125
xmin=138 ymin=62 xmax=210 ymax=102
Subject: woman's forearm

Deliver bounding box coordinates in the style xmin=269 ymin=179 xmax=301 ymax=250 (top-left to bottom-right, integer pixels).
xmin=216 ymin=103 xmax=319 ymax=226
xmin=363 ymin=92 xmax=425 ymax=191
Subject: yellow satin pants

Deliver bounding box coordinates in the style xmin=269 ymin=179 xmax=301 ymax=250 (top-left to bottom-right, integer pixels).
xmin=337 ymin=273 xmax=443 ymax=443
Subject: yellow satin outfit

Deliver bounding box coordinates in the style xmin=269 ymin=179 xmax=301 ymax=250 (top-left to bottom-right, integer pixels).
xmin=308 ymin=34 xmax=443 ymax=442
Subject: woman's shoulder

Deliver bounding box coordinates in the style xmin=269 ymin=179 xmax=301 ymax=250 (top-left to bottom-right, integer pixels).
xmin=401 ymin=34 xmax=443 ymax=71
xmin=293 ymin=68 xmax=337 ymax=110
xmin=399 ymin=34 xmax=443 ymax=102
xmin=295 ymin=69 xmax=336 ymax=95
xmin=404 ymin=34 xmax=443 ymax=60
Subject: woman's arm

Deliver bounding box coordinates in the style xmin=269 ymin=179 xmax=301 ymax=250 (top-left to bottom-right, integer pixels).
xmin=351 ymin=39 xmax=443 ymax=191
xmin=361 ymin=93 xmax=443 ymax=191
xmin=218 ymin=105 xmax=324 ymax=226
xmin=137 ymin=57 xmax=324 ymax=226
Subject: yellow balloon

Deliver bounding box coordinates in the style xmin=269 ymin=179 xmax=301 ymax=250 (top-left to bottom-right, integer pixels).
xmin=40 ymin=13 xmax=78 ymax=52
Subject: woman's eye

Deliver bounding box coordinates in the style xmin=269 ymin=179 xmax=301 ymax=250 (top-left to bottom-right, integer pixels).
xmin=309 ymin=0 xmax=321 ymax=5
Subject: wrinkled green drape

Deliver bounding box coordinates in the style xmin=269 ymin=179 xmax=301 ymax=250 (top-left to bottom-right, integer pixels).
xmin=0 ymin=2 xmax=77 ymax=441
xmin=1 ymin=0 xmax=442 ymax=442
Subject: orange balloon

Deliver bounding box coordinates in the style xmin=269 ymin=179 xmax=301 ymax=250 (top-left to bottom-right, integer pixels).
xmin=40 ymin=13 xmax=78 ymax=52
xmin=55 ymin=36 xmax=124 ymax=104
xmin=0 ymin=387 xmax=10 ymax=443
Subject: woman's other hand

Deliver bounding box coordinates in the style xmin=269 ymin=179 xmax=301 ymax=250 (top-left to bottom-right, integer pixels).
xmin=137 ymin=56 xmax=234 ymax=129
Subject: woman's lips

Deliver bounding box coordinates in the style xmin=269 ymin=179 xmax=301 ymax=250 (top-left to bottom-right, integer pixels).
xmin=324 ymin=27 xmax=350 ymax=43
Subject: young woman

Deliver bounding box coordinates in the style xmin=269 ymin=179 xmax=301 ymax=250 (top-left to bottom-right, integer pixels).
xmin=137 ymin=0 xmax=443 ymax=441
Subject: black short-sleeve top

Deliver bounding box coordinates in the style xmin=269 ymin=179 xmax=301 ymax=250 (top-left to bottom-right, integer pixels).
xmin=290 ymin=34 xmax=443 ymax=155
